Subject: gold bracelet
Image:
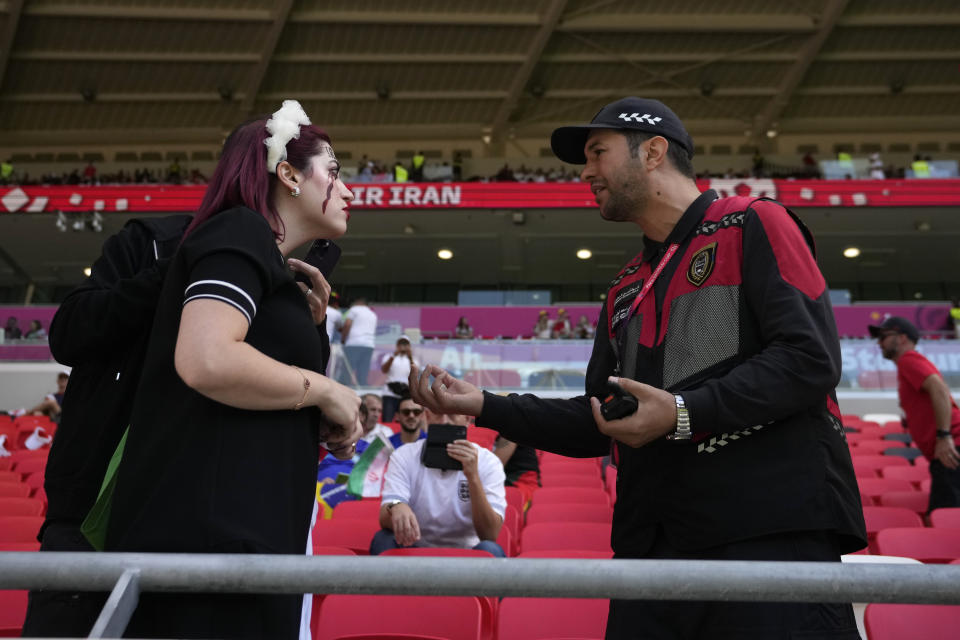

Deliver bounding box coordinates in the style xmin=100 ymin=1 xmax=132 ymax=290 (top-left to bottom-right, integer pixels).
xmin=292 ymin=366 xmax=310 ymax=410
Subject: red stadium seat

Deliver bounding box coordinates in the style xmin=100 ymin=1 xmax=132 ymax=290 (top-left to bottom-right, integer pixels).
xmin=382 ymin=548 xmax=494 ymax=558
xmin=539 ymin=453 xmax=601 ymax=469
xmin=913 ymin=456 xmax=930 ymax=470
xmin=857 ymin=478 xmax=915 ymax=506
xmin=381 ymin=548 xmax=499 ymax=640
xmin=875 ymin=528 xmax=960 ymax=563
xmin=518 ymin=549 xmax=614 ymax=559
xmin=504 ymin=486 xmax=525 ymax=514
xmin=333 ymin=500 xmax=382 ymax=521
xmin=865 ymin=603 xmax=960 ymax=640
xmin=880 ymin=465 xmax=929 ymax=487
xmin=530 ymin=487 xmax=610 ymax=507
xmin=0 ymin=470 xmax=21 ymax=484
xmin=312 ymin=518 xmax=381 ymax=555
xmin=0 ymin=497 xmax=44 ymax=517
xmin=11 ymin=456 xmax=47 ymax=477
xmin=539 ymin=473 xmax=603 ymax=489
xmin=852 ymin=454 xmax=910 ymax=476
xmin=878 ymin=491 xmax=930 ymax=515
xmin=0 ymin=516 xmax=43 ymax=543
xmin=540 ymin=464 xmax=602 ymax=480
xmin=0 ymin=459 xmax=12 ymax=472
xmin=497 ymin=597 xmax=608 ymax=640
xmin=604 ymin=465 xmax=616 ymax=493
xmin=309 ymin=545 xmax=357 ymax=640
xmin=312 ymin=546 xmax=357 ymax=556
xmin=496 ymin=524 xmax=513 ymax=558
xmin=503 ymin=504 xmax=520 ymax=555
xmin=0 ymin=542 xmax=40 ymax=552
xmin=22 ymin=472 xmax=44 ymax=495
xmin=0 ymin=484 xmax=30 ymax=498
xmin=521 ymin=522 xmax=612 ymax=555
xmin=861 ymin=506 xmax=924 ymax=554
xmin=315 ymin=595 xmax=482 ymax=640
xmin=0 ymin=589 xmax=28 ymax=637
xmin=929 ymin=508 xmax=960 ymax=529
xmin=853 ymin=440 xmax=906 ymax=455
xmin=8 ymin=449 xmax=48 ymax=463
xmin=525 ymin=503 xmax=613 ymax=526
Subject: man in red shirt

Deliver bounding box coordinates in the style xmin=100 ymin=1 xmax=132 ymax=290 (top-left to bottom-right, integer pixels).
xmin=869 ymin=316 xmax=960 ymax=510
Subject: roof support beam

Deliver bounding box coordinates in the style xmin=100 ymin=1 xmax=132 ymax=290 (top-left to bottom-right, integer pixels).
xmin=558 ymin=13 xmax=816 ymax=32
xmin=23 ymin=4 xmax=271 ymax=21
xmin=241 ymin=0 xmax=293 ymax=113
xmin=488 ymin=0 xmax=568 ymax=144
xmin=751 ymin=0 xmax=849 ymax=139
xmin=289 ymin=11 xmax=540 ymax=26
xmin=0 ymin=0 xmax=23 ymax=94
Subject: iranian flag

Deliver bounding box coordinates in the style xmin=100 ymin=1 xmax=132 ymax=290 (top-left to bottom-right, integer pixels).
xmin=347 ymin=435 xmax=392 ymax=498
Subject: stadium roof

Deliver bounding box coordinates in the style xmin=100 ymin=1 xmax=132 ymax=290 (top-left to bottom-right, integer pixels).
xmin=2 ymin=0 xmax=960 ymax=148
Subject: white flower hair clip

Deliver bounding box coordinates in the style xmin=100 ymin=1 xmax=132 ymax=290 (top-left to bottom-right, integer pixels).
xmin=264 ymin=100 xmax=312 ymax=174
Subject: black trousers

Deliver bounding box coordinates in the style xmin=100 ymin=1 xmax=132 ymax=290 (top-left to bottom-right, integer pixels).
xmin=605 ymin=529 xmax=861 ymax=640
xmin=21 ymin=521 xmax=109 ymax=638
xmin=928 ymin=459 xmax=960 ymax=512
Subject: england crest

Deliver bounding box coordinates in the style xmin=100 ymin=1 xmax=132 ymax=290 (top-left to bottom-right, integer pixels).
xmin=687 ymin=242 xmax=717 ymax=287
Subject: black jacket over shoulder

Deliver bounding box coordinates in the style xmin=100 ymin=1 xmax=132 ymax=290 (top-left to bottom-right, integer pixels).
xmin=106 ymin=207 xmax=327 ymax=557
xmin=478 ymin=191 xmax=866 ymax=556
xmin=44 ymin=214 xmax=192 ymax=525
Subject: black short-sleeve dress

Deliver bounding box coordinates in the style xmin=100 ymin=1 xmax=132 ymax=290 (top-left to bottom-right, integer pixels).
xmin=106 ymin=207 xmax=326 ymax=638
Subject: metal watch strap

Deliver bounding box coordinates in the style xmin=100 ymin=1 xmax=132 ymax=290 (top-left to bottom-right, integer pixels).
xmin=667 ymin=394 xmax=692 ymax=440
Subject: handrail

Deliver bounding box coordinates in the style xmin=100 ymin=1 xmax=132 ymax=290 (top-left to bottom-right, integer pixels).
xmin=2 ymin=553 xmax=960 ymax=605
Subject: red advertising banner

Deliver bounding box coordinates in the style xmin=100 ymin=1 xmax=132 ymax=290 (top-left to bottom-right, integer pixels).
xmin=2 ymin=179 xmax=959 ymax=214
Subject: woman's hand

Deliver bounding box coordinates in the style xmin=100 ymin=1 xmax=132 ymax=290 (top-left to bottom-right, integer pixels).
xmin=322 ymin=415 xmax=363 ymax=461
xmin=316 ymin=377 xmax=360 ymax=430
xmin=288 ymin=258 xmax=331 ymax=325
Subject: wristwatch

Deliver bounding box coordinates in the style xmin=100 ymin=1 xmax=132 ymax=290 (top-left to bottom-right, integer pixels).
xmin=936 ymin=430 xmax=953 ymax=439
xmin=666 ymin=394 xmax=692 ymax=441
xmin=384 ymin=500 xmax=405 ymax=511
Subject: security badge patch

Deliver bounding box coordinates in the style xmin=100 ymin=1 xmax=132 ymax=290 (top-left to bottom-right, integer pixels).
xmin=687 ymin=242 xmax=717 ymax=287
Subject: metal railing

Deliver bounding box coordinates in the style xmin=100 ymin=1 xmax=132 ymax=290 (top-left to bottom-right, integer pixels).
xmin=3 ymin=552 xmax=960 ymax=638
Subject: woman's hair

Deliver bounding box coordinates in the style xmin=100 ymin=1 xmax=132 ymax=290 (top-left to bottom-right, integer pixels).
xmin=183 ymin=116 xmax=331 ymax=240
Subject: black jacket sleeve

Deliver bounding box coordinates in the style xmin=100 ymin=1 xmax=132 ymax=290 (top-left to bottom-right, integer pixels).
xmin=49 ymin=222 xmax=165 ymax=365
xmin=682 ymin=201 xmax=842 ymax=432
xmin=475 ymin=301 xmax=615 ymax=458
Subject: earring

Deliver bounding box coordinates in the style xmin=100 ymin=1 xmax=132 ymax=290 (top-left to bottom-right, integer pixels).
xmin=290 ymin=186 xmax=301 ymax=197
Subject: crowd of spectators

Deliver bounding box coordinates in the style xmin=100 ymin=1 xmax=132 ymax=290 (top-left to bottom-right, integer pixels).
xmin=2 ymin=149 xmax=954 ymax=188
xmin=1 ymin=159 xmax=208 ymax=186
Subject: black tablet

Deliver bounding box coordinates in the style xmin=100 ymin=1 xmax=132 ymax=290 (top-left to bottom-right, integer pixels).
xmin=421 ymin=424 xmax=467 ymax=470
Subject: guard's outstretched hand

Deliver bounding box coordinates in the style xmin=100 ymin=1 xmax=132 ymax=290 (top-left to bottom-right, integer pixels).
xmin=409 ymin=364 xmax=484 ymax=418
xmin=590 ymin=376 xmax=677 ymax=448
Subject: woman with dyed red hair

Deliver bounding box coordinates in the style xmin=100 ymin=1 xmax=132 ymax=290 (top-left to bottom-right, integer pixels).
xmin=103 ymin=101 xmax=362 ymax=638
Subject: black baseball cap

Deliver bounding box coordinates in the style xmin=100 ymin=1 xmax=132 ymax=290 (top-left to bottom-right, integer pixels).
xmin=868 ymin=316 xmax=920 ymax=343
xmin=551 ymin=97 xmax=695 ymax=164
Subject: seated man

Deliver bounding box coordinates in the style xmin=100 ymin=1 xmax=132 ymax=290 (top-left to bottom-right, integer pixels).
xmin=25 ymin=371 xmax=70 ymax=421
xmin=360 ymin=393 xmax=394 ymax=444
xmin=389 ymin=395 xmax=428 ymax=449
xmin=371 ymin=423 xmax=507 ymax=557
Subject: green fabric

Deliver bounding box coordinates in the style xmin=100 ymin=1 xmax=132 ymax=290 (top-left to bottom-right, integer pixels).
xmin=80 ymin=427 xmax=128 ymax=551
xmin=346 ymin=436 xmax=386 ymax=497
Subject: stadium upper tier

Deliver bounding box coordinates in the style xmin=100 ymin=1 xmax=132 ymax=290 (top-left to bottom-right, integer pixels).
xmin=3 ymin=179 xmax=960 ymax=213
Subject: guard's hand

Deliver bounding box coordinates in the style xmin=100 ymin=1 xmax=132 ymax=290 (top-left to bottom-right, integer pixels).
xmin=934 ymin=436 xmax=960 ymax=470
xmin=590 ymin=376 xmax=676 ymax=448
xmin=409 ymin=364 xmax=484 ymax=417
xmin=447 ymin=439 xmax=479 ymax=479
xmin=390 ymin=503 xmax=421 ymax=546
xmin=288 ymin=258 xmax=331 ymax=325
